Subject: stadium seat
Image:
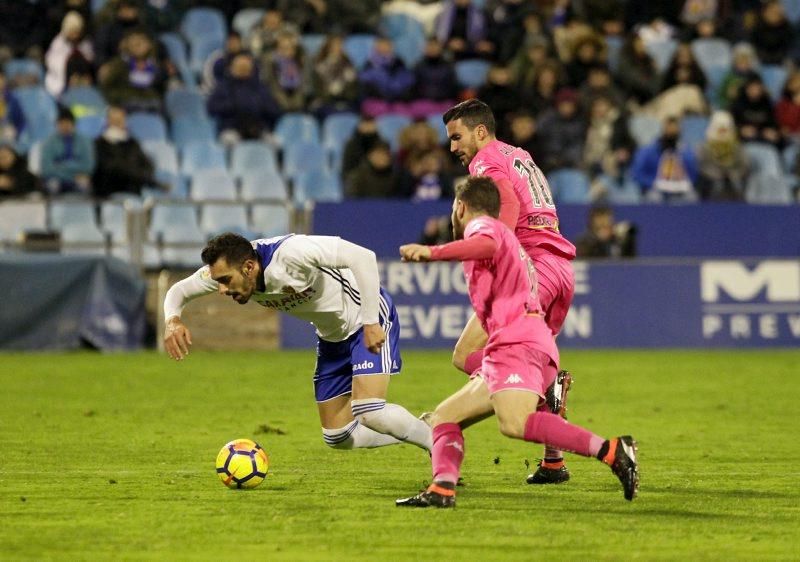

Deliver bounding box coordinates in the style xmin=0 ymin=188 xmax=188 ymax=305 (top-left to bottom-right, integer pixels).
xmin=240 ymin=170 xmax=288 ymax=202
xmin=190 ymin=168 xmax=238 ymax=201
xmin=60 ymin=86 xmax=107 ymax=117
xmin=426 ymin=114 xmax=449 ymax=145
xmin=180 ymin=142 xmax=226 ymax=175
xmin=76 ymin=114 xmax=105 ymax=139
xmin=760 ymin=65 xmax=787 ymax=102
xmin=250 ymin=202 xmax=291 ymax=238
xmin=159 ymin=32 xmax=196 ymax=90
xmin=49 ymin=200 xmax=98 ymax=231
xmin=189 ymin=35 xmax=224 ymax=75
xmin=628 ymin=114 xmax=662 ymax=146
xmin=379 ymin=12 xmax=424 ymax=38
xmin=160 ymin=224 xmax=207 ymax=267
xmin=691 ymin=39 xmax=732 ymax=75
xmin=394 ymin=33 xmax=426 ymax=68
xmin=454 ymin=59 xmax=491 ymax=89
xmin=343 ymin=34 xmax=376 ymax=70
xmin=59 ymin=222 xmax=107 ymax=256
xmin=547 ymin=168 xmax=590 ymax=204
xmin=744 ymin=142 xmax=782 ymax=176
xmin=300 ymin=34 xmax=327 ymax=60
xmin=644 ymin=38 xmax=678 ymax=74
xmin=782 ymin=141 xmax=798 ymax=171
xmin=4 ymin=58 xmax=44 ymax=85
xmin=200 ymin=202 xmax=250 ymax=236
xmin=100 ymin=200 xmax=130 ymax=244
xmin=293 ymin=167 xmax=343 ymax=204
xmin=149 ymin=202 xmax=204 ymax=266
xmin=322 ymin=112 xmax=360 ymax=146
xmin=597 ymin=174 xmax=643 ymax=204
xmin=282 ymin=141 xmax=325 ymax=180
xmin=127 ymin=112 xmax=168 ymax=142
xmin=680 ymin=115 xmax=710 ymax=150
xmin=0 ymin=200 xmax=47 ymax=243
xmin=27 ymin=141 xmax=42 ymax=175
xmin=171 ymin=116 xmax=216 ymax=148
xmin=376 ymin=114 xmax=412 ymax=152
xmin=782 ymin=0 xmax=800 ymax=24
xmin=14 ymin=86 xmax=57 ymax=144
xmin=230 ymin=141 xmax=279 ymax=178
xmin=181 ymin=8 xmax=227 ymax=46
xmin=232 ymin=8 xmax=265 ymax=36
xmin=745 ymin=174 xmax=793 ymax=204
xmin=142 ymin=140 xmax=179 ymax=175
xmin=273 ymin=113 xmax=320 ymax=148
xmin=165 ymin=89 xmax=207 ymax=119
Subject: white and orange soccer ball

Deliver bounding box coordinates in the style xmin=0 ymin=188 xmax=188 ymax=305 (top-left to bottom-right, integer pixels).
xmin=215 ymin=438 xmax=269 ymax=489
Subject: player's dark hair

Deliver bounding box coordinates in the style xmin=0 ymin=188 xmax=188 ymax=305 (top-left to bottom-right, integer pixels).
xmin=442 ymin=99 xmax=496 ymax=135
xmin=201 ymin=232 xmax=257 ymax=267
xmin=455 ymin=177 xmax=500 ymax=218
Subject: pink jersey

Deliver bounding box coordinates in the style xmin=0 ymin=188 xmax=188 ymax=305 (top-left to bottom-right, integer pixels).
xmin=462 ymin=216 xmax=558 ymax=364
xmin=469 ymin=140 xmax=576 ymax=260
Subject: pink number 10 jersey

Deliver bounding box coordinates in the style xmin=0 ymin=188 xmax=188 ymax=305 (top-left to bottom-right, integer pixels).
xmin=469 ymin=140 xmax=576 ymax=260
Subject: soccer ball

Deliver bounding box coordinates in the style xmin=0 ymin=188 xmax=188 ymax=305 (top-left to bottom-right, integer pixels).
xmin=215 ymin=438 xmax=269 ymax=489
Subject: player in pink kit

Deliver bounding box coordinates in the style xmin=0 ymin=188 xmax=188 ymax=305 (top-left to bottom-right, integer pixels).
xmin=396 ymin=177 xmax=638 ymax=508
xmin=443 ymin=99 xmax=577 ymax=484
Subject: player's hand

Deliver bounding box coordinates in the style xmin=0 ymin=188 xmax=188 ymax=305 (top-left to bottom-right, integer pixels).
xmin=399 ymin=244 xmax=432 ymax=262
xmin=164 ymin=317 xmax=193 ymax=361
xmin=362 ymin=323 xmax=385 ymax=354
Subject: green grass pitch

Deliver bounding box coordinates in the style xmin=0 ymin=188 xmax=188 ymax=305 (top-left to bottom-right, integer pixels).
xmin=1 ymin=350 xmax=798 ymax=561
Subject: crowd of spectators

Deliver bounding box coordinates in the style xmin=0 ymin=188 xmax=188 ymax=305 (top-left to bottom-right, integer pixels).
xmin=0 ymin=0 xmax=799 ymax=205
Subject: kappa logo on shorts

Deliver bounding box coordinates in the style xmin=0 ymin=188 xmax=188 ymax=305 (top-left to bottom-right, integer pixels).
xmin=504 ymin=374 xmax=523 ymax=384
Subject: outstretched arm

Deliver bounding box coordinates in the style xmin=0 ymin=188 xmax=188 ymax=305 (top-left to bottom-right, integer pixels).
xmin=163 ymin=267 xmax=218 ymax=360
xmin=400 ymin=235 xmax=497 ymax=262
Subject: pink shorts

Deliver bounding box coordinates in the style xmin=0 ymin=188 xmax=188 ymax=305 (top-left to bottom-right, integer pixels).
xmin=481 ymin=345 xmax=557 ymax=396
xmin=532 ymin=254 xmax=574 ymax=335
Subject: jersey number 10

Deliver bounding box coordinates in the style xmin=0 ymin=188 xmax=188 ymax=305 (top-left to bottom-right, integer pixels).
xmin=513 ymin=158 xmax=555 ymax=209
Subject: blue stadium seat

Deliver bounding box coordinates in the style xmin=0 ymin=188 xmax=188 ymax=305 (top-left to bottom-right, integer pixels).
xmin=680 ymin=115 xmax=710 ymax=151
xmin=760 ymin=65 xmax=787 ymax=103
xmin=376 ymin=114 xmax=412 ymax=152
xmin=230 ymin=141 xmax=279 ymax=178
xmin=60 ymin=223 xmax=107 ymax=256
xmin=142 ymin=140 xmax=179 ymax=175
xmin=100 ymin=200 xmax=129 ymax=244
xmin=251 ymin=202 xmax=291 ymax=238
xmin=76 ymin=114 xmax=105 ymax=139
xmin=745 ymin=174 xmax=793 ymax=204
xmin=232 ymin=8 xmax=265 ymax=36
xmin=127 ymin=112 xmax=168 ymax=142
xmin=240 ymin=170 xmax=288 ymax=202
xmin=454 ymin=59 xmax=491 ymax=89
xmin=597 ymin=174 xmax=642 ymax=204
xmin=322 ymin=112 xmax=359 ymax=149
xmin=27 ymin=141 xmax=42 ymax=175
xmin=782 ymin=0 xmax=800 ymax=24
xmin=273 ymin=113 xmax=320 ymax=148
xmin=691 ymin=38 xmax=732 ymax=75
xmin=744 ymin=142 xmax=782 ymax=176
xmin=190 ymin=169 xmax=237 ymax=201
xmin=547 ymin=168 xmax=591 ymax=204
xmin=200 ymin=202 xmax=250 ymax=236
xmin=628 ymin=114 xmax=662 ymax=146
xmin=181 ymin=142 xmax=226 ymax=175
xmin=282 ymin=141 xmax=325 ymax=180
xmin=158 ymin=32 xmax=196 ymax=89
xmin=427 ymin=114 xmax=449 ymax=145
xmin=14 ymin=86 xmax=57 ymax=144
xmin=49 ymin=200 xmax=99 ymax=231
xmin=0 ymin=200 xmax=46 ymax=242
xmin=344 ymin=34 xmax=376 ymax=70
xmin=171 ymin=116 xmax=216 ymax=147
xmin=293 ymin=167 xmax=343 ymax=204
xmin=149 ymin=202 xmax=200 ymax=239
xmin=181 ymin=7 xmax=227 ymax=45
xmin=4 ymin=58 xmax=44 ymax=84
xmin=300 ymin=34 xmax=327 ymax=60
xmin=165 ymin=89 xmax=207 ymax=119
xmin=60 ymin=86 xmax=107 ymax=117
xmin=394 ymin=33 xmax=426 ymax=68
xmin=379 ymin=13 xmax=425 ymax=38
xmin=189 ymin=35 xmax=223 ymax=75
xmin=644 ymin=38 xmax=678 ymax=75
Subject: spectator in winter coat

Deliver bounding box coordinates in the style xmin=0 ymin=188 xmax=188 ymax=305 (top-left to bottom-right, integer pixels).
xmin=631 ymin=116 xmax=699 ymax=202
xmin=410 ymin=39 xmax=458 ymax=119
xmin=92 ymin=105 xmax=158 ymax=198
xmin=359 ymin=38 xmax=415 ymax=117
xmin=750 ymin=1 xmax=793 ymax=66
xmin=309 ymin=35 xmax=359 ymax=118
xmin=45 ymin=11 xmax=94 ymax=96
xmin=262 ymin=32 xmax=309 ymax=113
xmin=435 ymin=0 xmax=495 ymax=60
xmin=99 ymin=30 xmax=166 ymax=112
xmin=40 ymin=107 xmax=95 ymax=195
xmin=730 ymin=75 xmax=781 ymax=147
xmin=697 ymin=110 xmax=751 ymax=201
xmin=345 ymin=140 xmax=399 ymax=198
xmin=0 ymin=144 xmax=41 ymax=198
xmin=535 ymin=88 xmax=587 ymax=173
xmin=774 ymin=72 xmax=800 ymax=140
xmin=207 ymin=53 xmax=279 ymax=142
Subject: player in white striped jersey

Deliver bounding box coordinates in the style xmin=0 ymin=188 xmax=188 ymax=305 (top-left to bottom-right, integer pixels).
xmin=163 ymin=232 xmax=432 ymax=452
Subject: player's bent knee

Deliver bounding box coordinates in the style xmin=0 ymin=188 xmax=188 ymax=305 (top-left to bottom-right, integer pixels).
xmin=496 ymin=416 xmax=525 ymax=439
xmin=351 ymin=398 xmax=388 ymax=432
xmin=451 ymin=347 xmax=467 ymax=372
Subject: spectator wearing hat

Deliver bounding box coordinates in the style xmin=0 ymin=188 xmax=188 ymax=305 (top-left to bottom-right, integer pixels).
xmin=40 ymin=107 xmax=95 ymax=195
xmin=535 ymin=87 xmax=587 ymax=173
xmin=697 ymin=110 xmax=751 ymax=201
xmin=45 ymin=11 xmax=94 ymax=96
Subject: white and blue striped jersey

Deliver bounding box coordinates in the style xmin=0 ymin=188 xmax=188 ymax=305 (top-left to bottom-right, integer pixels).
xmin=163 ymin=234 xmax=382 ymax=342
